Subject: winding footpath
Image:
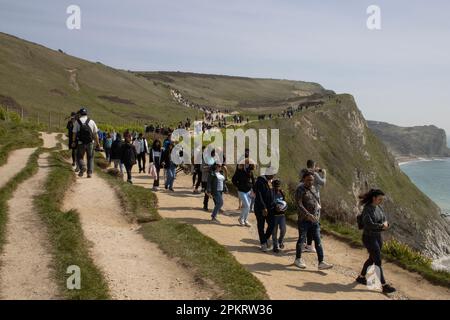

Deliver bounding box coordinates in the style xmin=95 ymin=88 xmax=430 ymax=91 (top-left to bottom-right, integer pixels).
xmin=130 ymin=169 xmax=450 ymax=300
xmin=62 ymin=160 xmax=216 ymax=299
xmin=0 ymin=134 xmax=59 ymax=299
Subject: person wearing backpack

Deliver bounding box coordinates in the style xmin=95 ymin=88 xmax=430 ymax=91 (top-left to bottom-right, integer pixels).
xmin=71 ymin=108 xmax=99 ymax=178
xmin=121 ymin=132 xmax=137 ymax=184
xmin=294 ymin=171 xmax=333 ymax=270
xmin=271 ymin=179 xmax=287 ymax=253
xmin=232 ymin=162 xmax=255 ymax=227
xmin=133 ymin=133 xmax=149 ymax=173
xmin=356 ymin=189 xmax=396 ymax=294
xmin=104 ymin=132 xmax=113 ymax=163
xmin=66 ymin=111 xmax=78 ymax=168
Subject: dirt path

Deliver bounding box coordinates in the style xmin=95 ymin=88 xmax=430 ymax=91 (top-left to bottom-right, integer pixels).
xmin=0 ymin=150 xmax=59 ymax=299
xmin=40 ymin=132 xmax=65 ymax=149
xmin=62 ymin=170 xmax=216 ymax=300
xmin=130 ymin=169 xmax=450 ymax=300
xmin=0 ymin=148 xmax=36 ymax=189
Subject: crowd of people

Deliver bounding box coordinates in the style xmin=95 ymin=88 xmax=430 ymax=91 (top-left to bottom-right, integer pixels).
xmin=66 ymin=104 xmax=396 ymax=294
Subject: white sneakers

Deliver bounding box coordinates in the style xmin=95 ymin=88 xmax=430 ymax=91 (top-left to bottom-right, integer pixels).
xmin=261 ymin=243 xmax=269 ymax=252
xmin=238 ymin=218 xmax=252 ymax=227
xmin=294 ymin=259 xmax=334 ymax=270
xmin=294 ymin=258 xmax=307 ymax=269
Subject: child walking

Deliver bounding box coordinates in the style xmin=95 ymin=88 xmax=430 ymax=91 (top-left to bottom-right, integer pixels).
xmin=271 ymin=179 xmax=288 ymax=253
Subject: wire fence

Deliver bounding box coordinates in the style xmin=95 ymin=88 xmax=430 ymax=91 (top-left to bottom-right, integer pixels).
xmin=1 ymin=104 xmax=68 ymax=132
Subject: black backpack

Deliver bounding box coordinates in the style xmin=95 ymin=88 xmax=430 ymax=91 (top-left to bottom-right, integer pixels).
xmin=77 ymin=118 xmax=93 ymax=144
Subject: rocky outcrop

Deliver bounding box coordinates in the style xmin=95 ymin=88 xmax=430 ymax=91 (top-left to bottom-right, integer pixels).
xmin=367 ymin=121 xmax=450 ymax=158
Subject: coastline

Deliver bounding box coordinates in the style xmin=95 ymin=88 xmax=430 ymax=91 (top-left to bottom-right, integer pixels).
xmin=396 ymin=156 xmax=450 ymax=166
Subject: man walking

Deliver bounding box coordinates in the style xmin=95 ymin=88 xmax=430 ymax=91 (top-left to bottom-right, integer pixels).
xmin=71 ymin=107 xmax=100 ymax=178
xmin=299 ymin=160 xmax=327 ymax=253
xmin=133 ymin=133 xmax=149 ymax=173
xmin=294 ymin=171 xmax=333 ymax=270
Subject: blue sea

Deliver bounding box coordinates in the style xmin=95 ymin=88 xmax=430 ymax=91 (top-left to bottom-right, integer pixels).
xmin=399 ymin=138 xmax=450 ymax=270
xmin=400 ymin=158 xmax=450 ymax=215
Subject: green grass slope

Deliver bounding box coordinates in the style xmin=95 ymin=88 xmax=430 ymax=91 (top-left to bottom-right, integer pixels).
xmin=0 ymin=33 xmax=201 ymax=127
xmin=135 ymin=71 xmax=333 ymax=111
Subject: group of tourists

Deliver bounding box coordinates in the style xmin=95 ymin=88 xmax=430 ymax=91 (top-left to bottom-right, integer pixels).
xmin=66 ymin=105 xmax=396 ymax=294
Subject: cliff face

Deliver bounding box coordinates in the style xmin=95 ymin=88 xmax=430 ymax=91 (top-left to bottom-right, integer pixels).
xmin=249 ymin=95 xmax=450 ymax=258
xmin=367 ymin=121 xmax=450 ymax=158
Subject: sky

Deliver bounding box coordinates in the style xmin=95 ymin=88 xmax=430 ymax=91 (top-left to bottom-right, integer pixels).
xmin=1 ymin=0 xmax=450 ymax=134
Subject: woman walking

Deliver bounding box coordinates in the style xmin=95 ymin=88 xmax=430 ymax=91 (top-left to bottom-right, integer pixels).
xmin=149 ymin=139 xmax=163 ymax=191
xmin=207 ymin=163 xmax=225 ymax=223
xmin=104 ymin=132 xmax=113 ymax=163
xmin=162 ymin=143 xmax=176 ymax=191
xmin=356 ymin=189 xmax=396 ymax=294
xmin=271 ymin=179 xmax=287 ymax=253
xmin=110 ymin=133 xmax=124 ymax=174
xmin=120 ymin=132 xmax=137 ymax=184
xmin=232 ymin=163 xmax=255 ymax=227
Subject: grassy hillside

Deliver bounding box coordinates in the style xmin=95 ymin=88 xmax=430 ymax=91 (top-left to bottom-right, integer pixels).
xmin=135 ymin=71 xmax=333 ymax=111
xmin=0 ymin=33 xmax=201 ymax=128
xmin=244 ymin=94 xmax=450 ymax=258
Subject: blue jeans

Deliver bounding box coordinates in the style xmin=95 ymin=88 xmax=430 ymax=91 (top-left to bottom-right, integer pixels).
xmin=165 ymin=164 xmax=176 ymax=189
xmin=272 ymin=215 xmax=286 ymax=248
xmin=238 ymin=191 xmax=251 ymax=222
xmin=296 ymin=220 xmax=324 ymax=263
xmin=211 ymin=191 xmax=223 ymax=218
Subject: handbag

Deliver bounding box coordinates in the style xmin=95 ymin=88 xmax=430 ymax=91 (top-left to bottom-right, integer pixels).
xmin=149 ymin=163 xmax=157 ymax=179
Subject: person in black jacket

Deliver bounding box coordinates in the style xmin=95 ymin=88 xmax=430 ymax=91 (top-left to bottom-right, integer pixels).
xmin=254 ymin=173 xmax=275 ymax=252
xmin=232 ymin=163 xmax=255 ymax=227
xmin=161 ymin=143 xmax=176 ymax=191
xmin=356 ymin=189 xmax=396 ymax=294
xmin=120 ymin=132 xmax=137 ymax=184
xmin=110 ymin=133 xmax=124 ymax=174
xmin=66 ymin=112 xmax=78 ymax=168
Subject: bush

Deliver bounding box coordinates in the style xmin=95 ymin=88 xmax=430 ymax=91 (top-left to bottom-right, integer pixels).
xmin=382 ymin=239 xmax=432 ymax=267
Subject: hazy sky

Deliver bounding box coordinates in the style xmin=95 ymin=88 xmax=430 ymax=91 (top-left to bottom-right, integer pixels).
xmin=1 ymin=0 xmax=449 ymax=133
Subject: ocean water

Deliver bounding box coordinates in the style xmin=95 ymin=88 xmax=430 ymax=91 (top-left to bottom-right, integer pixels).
xmin=400 ymin=158 xmax=450 ymax=214
xmin=400 ymin=157 xmax=450 ymax=270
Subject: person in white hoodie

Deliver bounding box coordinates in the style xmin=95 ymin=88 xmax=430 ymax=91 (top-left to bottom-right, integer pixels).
xmin=133 ymin=133 xmax=149 ymax=173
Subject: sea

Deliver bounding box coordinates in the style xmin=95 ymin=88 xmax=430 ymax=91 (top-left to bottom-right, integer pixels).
xmin=399 ymin=139 xmax=450 ymax=271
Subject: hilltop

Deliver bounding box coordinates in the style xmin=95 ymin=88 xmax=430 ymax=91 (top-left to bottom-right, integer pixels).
xmin=134 ymin=71 xmax=333 ymax=111
xmin=0 ymin=33 xmax=201 ymax=127
xmin=367 ymin=121 xmax=450 ymax=159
